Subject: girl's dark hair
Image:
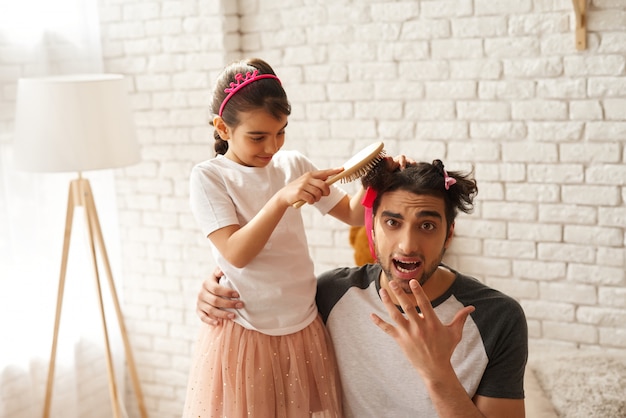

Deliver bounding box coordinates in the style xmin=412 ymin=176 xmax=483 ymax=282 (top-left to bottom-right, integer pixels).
xmin=361 ymin=159 xmax=478 ymax=231
xmin=210 ymin=58 xmax=291 ymax=155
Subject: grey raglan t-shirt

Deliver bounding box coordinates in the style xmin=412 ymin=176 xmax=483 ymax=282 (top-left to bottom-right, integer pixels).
xmin=316 ymin=264 xmax=528 ymax=418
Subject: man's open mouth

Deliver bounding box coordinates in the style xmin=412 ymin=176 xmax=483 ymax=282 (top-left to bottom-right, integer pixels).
xmin=393 ymin=259 xmax=421 ymax=273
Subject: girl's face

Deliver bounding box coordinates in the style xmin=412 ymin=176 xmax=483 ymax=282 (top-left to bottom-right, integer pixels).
xmin=216 ymin=109 xmax=288 ymax=167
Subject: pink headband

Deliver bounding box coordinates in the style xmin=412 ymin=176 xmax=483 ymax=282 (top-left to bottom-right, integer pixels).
xmin=218 ymin=70 xmax=281 ymax=117
xmin=361 ymin=187 xmax=378 ymax=261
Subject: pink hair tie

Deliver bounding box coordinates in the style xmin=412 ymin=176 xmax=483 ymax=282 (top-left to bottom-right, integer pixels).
xmin=361 ymin=187 xmax=378 ymax=261
xmin=218 ymin=70 xmax=281 ymax=117
xmin=443 ymin=169 xmax=457 ymax=190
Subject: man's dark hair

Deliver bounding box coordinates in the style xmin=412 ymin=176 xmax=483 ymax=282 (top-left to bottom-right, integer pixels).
xmin=361 ymin=159 xmax=478 ymax=230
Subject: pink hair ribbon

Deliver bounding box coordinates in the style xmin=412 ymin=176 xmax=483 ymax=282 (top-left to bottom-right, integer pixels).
xmin=443 ymin=169 xmax=457 ymax=190
xmin=361 ymin=187 xmax=378 ymax=261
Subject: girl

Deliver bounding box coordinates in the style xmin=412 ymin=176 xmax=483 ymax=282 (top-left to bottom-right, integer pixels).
xmin=183 ymin=58 xmax=364 ymax=417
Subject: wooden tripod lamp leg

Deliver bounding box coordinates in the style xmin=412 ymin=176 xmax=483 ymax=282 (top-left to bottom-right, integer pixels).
xmin=42 ymin=177 xmax=148 ymax=418
xmin=79 ymin=178 xmax=123 ymax=418
xmin=43 ymin=180 xmax=78 ymax=418
xmin=82 ymin=179 xmax=148 ymax=418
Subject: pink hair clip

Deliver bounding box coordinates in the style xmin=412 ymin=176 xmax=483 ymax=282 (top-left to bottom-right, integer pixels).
xmin=443 ymin=169 xmax=457 ymax=190
xmin=218 ymin=70 xmax=281 ymax=116
xmin=361 ymin=187 xmax=378 ymax=261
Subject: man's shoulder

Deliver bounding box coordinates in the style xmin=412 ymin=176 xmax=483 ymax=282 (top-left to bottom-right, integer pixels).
xmin=316 ymin=264 xmax=380 ymax=322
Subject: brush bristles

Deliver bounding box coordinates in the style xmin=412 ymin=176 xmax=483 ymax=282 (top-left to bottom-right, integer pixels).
xmin=340 ymin=151 xmax=386 ymax=183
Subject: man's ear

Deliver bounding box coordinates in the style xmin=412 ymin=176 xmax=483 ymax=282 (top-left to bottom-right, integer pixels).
xmin=444 ymin=222 xmax=455 ymax=249
xmin=213 ymin=116 xmax=230 ymax=140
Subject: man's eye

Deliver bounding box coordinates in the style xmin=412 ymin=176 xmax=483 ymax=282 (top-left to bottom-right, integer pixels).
xmin=385 ymin=219 xmax=399 ymax=227
xmin=422 ymin=222 xmax=435 ymax=231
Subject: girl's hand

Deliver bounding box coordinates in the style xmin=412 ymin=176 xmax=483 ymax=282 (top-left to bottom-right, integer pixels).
xmin=280 ymin=167 xmax=344 ymax=207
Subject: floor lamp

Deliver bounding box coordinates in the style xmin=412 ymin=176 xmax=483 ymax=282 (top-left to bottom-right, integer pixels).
xmin=13 ymin=74 xmax=148 ymax=418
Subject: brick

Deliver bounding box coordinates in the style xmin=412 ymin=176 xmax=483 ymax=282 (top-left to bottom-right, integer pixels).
xmin=538 ymin=203 xmax=597 ymax=225
xmin=560 ymin=142 xmax=621 ymax=163
xmin=457 ymin=101 xmax=510 ymax=120
xmin=564 ymin=55 xmax=626 ymax=76
xmin=569 ymin=100 xmax=604 ymax=120
xmin=487 ymin=278 xmax=538 ymax=299
xmin=475 ymin=0 xmax=532 ymax=14
xmin=470 ymin=122 xmax=527 ymax=140
xmin=415 ymin=121 xmax=468 ymax=140
xmin=576 ymin=306 xmax=626 ymax=328
xmin=421 ymin=0 xmax=473 ymax=17
xmin=598 ymin=286 xmax=626 ymax=308
xmin=511 ymin=100 xmax=567 ymax=120
xmin=513 ymin=260 xmax=566 ymax=281
xmin=456 ymin=255 xmax=512 ymax=278
xmin=405 ymin=101 xmax=455 ymax=120
xmin=478 ymin=80 xmax=535 ymax=100
xmin=508 ymin=222 xmax=562 ymax=242
xmin=482 ymin=201 xmax=537 ymax=221
xmin=562 ymin=185 xmax=620 ymax=205
xmin=599 ymin=327 xmax=626 ymax=348
xmin=502 ymin=142 xmax=558 ymax=163
xmin=536 ymin=78 xmax=586 ymax=99
xmin=538 ymin=242 xmax=595 ymax=263
xmin=485 ymin=37 xmax=539 ymax=58
xmin=596 ymin=247 xmax=625 ymax=267
xmin=567 ymin=263 xmax=625 ymax=285
xmin=542 ymin=321 xmax=597 ymax=344
xmin=527 ymin=163 xmax=584 ymax=183
xmin=431 ymin=39 xmax=484 ymax=59
xmin=506 ymin=183 xmax=560 ymax=202
xmin=564 ymin=225 xmax=623 ymax=247
xmin=484 ymin=239 xmax=536 ymax=258
xmin=528 ymin=122 xmax=583 ymax=141
xmin=521 ymin=300 xmax=575 ymax=321
xmin=450 ymin=59 xmax=502 ymax=80
xmin=447 ymin=141 xmax=500 ymax=161
xmin=604 ymin=99 xmax=626 ymax=120
xmin=451 ymin=17 xmax=507 ymax=37
xmin=400 ymin=61 xmax=449 ymax=80
xmin=508 ymin=13 xmax=569 ymax=35
xmin=474 ymin=163 xmax=526 ymax=181
xmin=503 ymin=57 xmax=562 ymax=78
xmin=401 ymin=20 xmax=450 ymax=40
xmin=588 ymin=77 xmax=626 ymax=97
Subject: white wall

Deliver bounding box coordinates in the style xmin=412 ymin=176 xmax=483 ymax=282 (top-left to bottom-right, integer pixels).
xmin=2 ymin=0 xmax=623 ymax=417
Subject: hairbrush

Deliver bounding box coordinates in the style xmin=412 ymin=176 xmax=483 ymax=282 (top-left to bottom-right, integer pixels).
xmin=292 ymin=141 xmax=386 ymax=208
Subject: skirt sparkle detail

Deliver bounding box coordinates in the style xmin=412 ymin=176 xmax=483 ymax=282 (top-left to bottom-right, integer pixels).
xmin=183 ymin=315 xmax=343 ymax=418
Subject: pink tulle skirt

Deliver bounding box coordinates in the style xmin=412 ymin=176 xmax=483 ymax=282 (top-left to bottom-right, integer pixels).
xmin=182 ymin=315 xmax=343 ymax=418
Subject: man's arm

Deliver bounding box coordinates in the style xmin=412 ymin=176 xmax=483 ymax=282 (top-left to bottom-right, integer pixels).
xmin=371 ymin=279 xmax=525 ymax=418
xmin=196 ymin=267 xmax=243 ymax=326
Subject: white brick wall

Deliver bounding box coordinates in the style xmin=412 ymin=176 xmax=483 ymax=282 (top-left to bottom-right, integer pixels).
xmin=103 ymin=1 xmax=626 ymax=416
xmin=2 ymin=0 xmax=624 ymax=417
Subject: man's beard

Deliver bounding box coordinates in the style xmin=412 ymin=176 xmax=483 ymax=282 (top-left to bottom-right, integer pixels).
xmin=376 ymin=246 xmax=446 ymax=293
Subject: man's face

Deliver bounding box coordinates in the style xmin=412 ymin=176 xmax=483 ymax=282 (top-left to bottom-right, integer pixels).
xmin=373 ymin=190 xmax=453 ymax=294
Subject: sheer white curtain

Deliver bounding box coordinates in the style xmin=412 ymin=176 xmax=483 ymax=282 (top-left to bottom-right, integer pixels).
xmin=0 ymin=1 xmax=125 ymax=417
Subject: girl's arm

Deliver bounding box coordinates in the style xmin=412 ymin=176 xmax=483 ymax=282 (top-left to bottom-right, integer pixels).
xmin=209 ymin=167 xmax=342 ymax=268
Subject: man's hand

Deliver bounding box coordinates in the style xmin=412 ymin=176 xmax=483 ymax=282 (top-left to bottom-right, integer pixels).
xmin=370 ymin=279 xmax=474 ymax=381
xmin=196 ymin=267 xmax=244 ymax=326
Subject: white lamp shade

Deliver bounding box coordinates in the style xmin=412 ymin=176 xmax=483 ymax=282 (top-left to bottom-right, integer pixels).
xmin=13 ymin=74 xmax=140 ymax=173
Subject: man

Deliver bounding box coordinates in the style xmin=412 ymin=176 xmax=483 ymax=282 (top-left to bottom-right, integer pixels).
xmin=196 ymin=159 xmax=528 ymax=418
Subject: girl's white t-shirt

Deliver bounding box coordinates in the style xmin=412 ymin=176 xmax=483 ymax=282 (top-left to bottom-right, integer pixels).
xmin=189 ymin=150 xmax=346 ymax=336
